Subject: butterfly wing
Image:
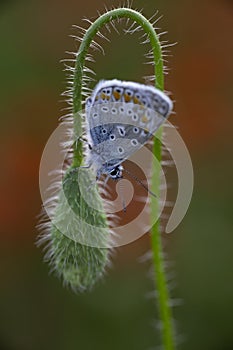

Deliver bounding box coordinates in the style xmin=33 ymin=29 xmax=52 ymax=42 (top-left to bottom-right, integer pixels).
xmin=86 ymin=80 xmax=173 ymax=169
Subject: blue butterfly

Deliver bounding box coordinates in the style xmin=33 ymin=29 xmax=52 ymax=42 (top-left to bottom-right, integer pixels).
xmin=85 ymin=79 xmax=173 ymax=180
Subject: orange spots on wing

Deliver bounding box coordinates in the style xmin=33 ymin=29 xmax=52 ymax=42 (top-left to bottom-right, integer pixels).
xmin=133 ymin=96 xmax=144 ymax=106
xmin=141 ymin=115 xmax=149 ymax=123
xmin=113 ymin=91 xmax=121 ymax=100
xmin=133 ymin=96 xmax=140 ymax=104
xmin=124 ymin=93 xmax=132 ymax=102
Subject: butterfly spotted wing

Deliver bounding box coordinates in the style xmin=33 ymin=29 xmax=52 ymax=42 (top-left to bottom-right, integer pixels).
xmin=85 ymin=80 xmax=173 ymax=173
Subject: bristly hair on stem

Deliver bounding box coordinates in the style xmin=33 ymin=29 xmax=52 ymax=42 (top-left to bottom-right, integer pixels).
xmin=38 ymin=4 xmax=176 ymax=350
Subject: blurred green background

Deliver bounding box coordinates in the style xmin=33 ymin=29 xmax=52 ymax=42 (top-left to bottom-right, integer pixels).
xmin=1 ymin=0 xmax=233 ymax=349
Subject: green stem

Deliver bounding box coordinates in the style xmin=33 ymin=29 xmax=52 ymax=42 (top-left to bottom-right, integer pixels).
xmin=151 ymin=129 xmax=175 ymax=350
xmin=72 ymin=8 xmax=175 ymax=349
xmin=72 ymin=8 xmax=163 ymax=166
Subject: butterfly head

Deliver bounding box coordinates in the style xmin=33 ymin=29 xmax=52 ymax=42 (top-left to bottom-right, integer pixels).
xmin=96 ymin=163 xmax=123 ymax=180
xmin=108 ymin=164 xmax=123 ymax=179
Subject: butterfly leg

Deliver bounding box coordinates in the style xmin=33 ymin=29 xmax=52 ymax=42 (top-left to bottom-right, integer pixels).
xmin=78 ymin=136 xmax=92 ymax=150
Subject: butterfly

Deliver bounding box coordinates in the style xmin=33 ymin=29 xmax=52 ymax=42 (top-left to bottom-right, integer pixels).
xmin=85 ymin=79 xmax=173 ymax=180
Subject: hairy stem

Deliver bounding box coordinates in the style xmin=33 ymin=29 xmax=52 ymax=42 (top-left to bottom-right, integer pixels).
xmin=72 ymin=8 xmax=163 ymax=166
xmin=72 ymin=7 xmax=175 ymax=349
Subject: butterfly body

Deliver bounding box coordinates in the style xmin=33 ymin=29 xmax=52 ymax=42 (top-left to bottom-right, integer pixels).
xmin=85 ymin=80 xmax=173 ymax=179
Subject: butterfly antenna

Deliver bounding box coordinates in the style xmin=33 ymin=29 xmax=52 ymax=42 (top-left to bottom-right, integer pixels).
xmin=124 ymin=168 xmax=157 ymax=198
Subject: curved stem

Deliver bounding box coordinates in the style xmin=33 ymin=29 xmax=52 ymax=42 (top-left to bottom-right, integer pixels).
xmin=72 ymin=8 xmax=175 ymax=349
xmin=72 ymin=8 xmax=163 ymax=167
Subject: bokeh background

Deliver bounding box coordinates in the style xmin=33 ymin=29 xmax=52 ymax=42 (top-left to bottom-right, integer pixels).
xmin=1 ymin=0 xmax=233 ymax=349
